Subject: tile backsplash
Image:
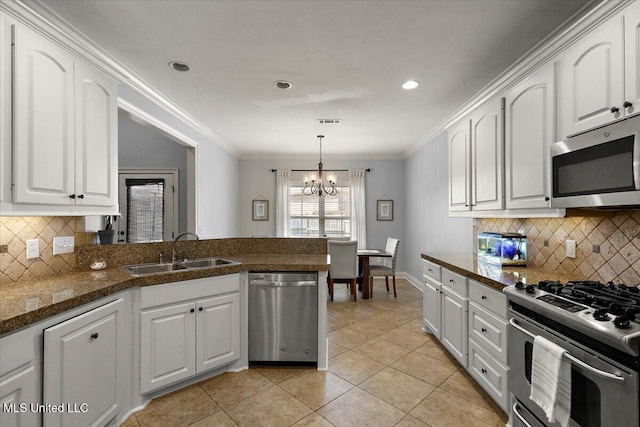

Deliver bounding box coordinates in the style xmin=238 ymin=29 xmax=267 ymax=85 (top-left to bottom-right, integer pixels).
xmin=0 ymin=217 xmax=95 ymax=284
xmin=475 ymin=211 xmax=640 ymax=284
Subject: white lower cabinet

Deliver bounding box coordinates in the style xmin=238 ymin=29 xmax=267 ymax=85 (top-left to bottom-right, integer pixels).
xmin=468 ymin=338 xmax=509 ymax=410
xmin=43 ymin=298 xmax=125 ymax=427
xmin=140 ymin=275 xmax=240 ymax=394
xmin=441 ymin=285 xmax=468 ymax=368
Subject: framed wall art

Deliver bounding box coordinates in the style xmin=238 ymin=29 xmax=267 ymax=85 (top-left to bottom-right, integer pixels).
xmin=252 ymin=199 xmax=269 ymax=221
xmin=377 ymin=199 xmax=393 ymax=221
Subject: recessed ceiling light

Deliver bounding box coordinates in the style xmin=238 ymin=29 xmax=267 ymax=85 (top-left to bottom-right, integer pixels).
xmin=274 ymin=80 xmax=292 ymax=89
xmin=402 ymin=80 xmax=420 ymax=90
xmin=169 ymin=61 xmax=190 ymax=72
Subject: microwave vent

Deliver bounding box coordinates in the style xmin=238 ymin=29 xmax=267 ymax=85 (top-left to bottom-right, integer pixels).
xmin=317 ymin=119 xmax=342 ymax=125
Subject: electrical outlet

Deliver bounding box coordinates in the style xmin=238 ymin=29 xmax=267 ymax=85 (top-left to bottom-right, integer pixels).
xmin=566 ymin=240 xmax=576 ymax=258
xmin=53 ymin=236 xmax=75 ymax=255
xmin=26 ymin=239 xmax=39 ymax=259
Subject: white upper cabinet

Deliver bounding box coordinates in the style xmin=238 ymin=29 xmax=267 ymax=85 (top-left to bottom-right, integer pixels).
xmin=448 ymin=120 xmax=471 ymax=212
xmin=470 ymin=98 xmax=504 ymax=211
xmin=558 ymin=3 xmax=640 ymax=138
xmin=8 ymin=19 xmax=118 ymax=211
xmin=504 ymin=64 xmax=555 ymax=209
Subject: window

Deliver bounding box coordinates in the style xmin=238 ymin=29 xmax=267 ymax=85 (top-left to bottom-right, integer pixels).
xmin=289 ymin=171 xmax=350 ymax=238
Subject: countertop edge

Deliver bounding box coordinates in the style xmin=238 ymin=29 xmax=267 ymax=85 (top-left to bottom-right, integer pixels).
xmin=421 ymin=253 xmax=508 ymax=292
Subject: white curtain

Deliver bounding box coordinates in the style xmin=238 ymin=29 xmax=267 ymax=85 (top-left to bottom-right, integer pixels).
xmin=275 ymin=170 xmax=291 ymax=237
xmin=349 ymin=170 xmax=367 ymax=249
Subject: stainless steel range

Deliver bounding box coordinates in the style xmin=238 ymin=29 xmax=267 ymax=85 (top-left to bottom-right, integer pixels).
xmin=505 ymin=280 xmax=640 ymax=427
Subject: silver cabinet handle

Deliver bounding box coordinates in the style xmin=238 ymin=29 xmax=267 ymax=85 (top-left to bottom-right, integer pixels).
xmin=509 ymin=318 xmax=625 ymax=384
xmin=512 ymin=402 xmax=533 ymax=427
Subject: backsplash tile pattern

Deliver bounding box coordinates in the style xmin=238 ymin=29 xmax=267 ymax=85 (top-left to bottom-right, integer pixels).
xmin=475 ymin=211 xmax=640 ymax=284
xmin=0 ymin=217 xmax=95 ymax=284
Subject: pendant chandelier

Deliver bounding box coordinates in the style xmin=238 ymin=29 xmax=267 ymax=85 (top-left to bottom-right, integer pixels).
xmin=303 ymin=135 xmax=337 ymax=197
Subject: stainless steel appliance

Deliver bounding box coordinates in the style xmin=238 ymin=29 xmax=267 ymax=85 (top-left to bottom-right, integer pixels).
xmin=505 ymin=281 xmax=640 ymax=427
xmin=550 ymin=116 xmax=640 ymax=209
xmin=248 ymin=272 xmax=318 ymax=363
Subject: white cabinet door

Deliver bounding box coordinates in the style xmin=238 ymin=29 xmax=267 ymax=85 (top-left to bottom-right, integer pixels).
xmin=559 ymin=16 xmax=624 ymax=137
xmin=625 ymin=2 xmax=640 ymax=118
xmin=0 ymin=366 xmax=39 ymax=427
xmin=13 ymin=23 xmax=75 ymax=205
xmin=471 ymin=98 xmax=504 ymax=211
xmin=43 ymin=299 xmax=123 ymax=427
xmin=505 ymin=64 xmax=555 ymax=209
xmin=441 ymin=286 xmax=467 ymax=368
xmin=423 ymin=276 xmax=441 ymax=340
xmin=74 ymin=61 xmax=118 ymax=207
xmin=196 ymin=293 xmax=240 ymax=373
xmin=448 ymin=120 xmax=471 ymax=212
xmin=140 ymin=301 xmax=196 ymax=394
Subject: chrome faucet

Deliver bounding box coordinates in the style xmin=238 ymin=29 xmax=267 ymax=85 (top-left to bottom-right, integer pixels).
xmin=172 ymin=232 xmax=199 ymax=263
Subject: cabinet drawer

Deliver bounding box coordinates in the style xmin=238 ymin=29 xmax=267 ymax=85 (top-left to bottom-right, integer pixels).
xmin=0 ymin=328 xmax=35 ymax=377
xmin=468 ymin=301 xmax=508 ymax=364
xmin=442 ymin=269 xmax=467 ymax=296
xmin=468 ymin=279 xmax=506 ymax=318
xmin=423 ymin=260 xmax=441 ymax=282
xmin=468 ymin=338 xmax=509 ymax=412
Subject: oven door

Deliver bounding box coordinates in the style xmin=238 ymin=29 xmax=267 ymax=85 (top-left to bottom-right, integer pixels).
xmin=509 ymin=310 xmax=639 ymax=427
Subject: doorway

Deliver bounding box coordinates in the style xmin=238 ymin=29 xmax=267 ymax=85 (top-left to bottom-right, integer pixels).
xmin=117 ymin=169 xmax=179 ymax=243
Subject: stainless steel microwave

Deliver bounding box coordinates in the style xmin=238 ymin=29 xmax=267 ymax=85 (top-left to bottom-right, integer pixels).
xmin=550 ymin=117 xmax=640 ymax=208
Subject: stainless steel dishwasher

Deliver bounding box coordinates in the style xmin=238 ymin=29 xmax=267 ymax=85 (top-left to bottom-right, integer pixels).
xmin=249 ymin=272 xmax=318 ymax=363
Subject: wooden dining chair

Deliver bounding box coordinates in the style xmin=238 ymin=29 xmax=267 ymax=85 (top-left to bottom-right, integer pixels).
xmin=369 ymin=238 xmax=399 ymax=298
xmin=328 ymin=240 xmax=359 ymax=301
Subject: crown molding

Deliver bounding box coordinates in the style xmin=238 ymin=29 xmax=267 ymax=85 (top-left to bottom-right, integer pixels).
xmin=403 ymin=0 xmax=628 ymax=158
xmin=238 ymin=152 xmax=406 ymax=161
xmin=2 ymin=0 xmax=238 ymax=158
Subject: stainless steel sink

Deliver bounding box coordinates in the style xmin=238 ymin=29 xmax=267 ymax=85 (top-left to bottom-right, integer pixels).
xmin=122 ymin=257 xmax=240 ymax=277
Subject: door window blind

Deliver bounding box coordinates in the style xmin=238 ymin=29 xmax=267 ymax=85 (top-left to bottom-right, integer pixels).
xmin=126 ymin=178 xmax=165 ymax=243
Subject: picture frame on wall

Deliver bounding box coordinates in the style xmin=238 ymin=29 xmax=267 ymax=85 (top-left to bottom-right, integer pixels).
xmin=377 ymin=199 xmax=393 ymax=221
xmin=252 ymin=199 xmax=269 ymax=221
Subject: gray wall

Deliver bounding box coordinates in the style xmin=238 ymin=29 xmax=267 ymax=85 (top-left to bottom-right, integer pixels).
xmin=119 ymin=82 xmax=240 ymax=238
xmin=118 ymin=110 xmax=188 ymax=233
xmin=404 ymin=131 xmax=473 ymax=282
xmin=239 ymin=158 xmax=406 ymax=271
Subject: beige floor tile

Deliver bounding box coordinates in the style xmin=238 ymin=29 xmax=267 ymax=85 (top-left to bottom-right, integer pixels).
xmin=395 ymin=414 xmax=430 ymax=427
xmin=224 ymin=385 xmax=312 ymax=427
xmin=399 ymin=318 xmax=427 ymax=333
xmin=134 ymin=384 xmax=219 ymax=427
xmin=199 ymin=370 xmax=273 ymax=409
xmin=414 ymin=340 xmax=458 ymax=364
xmin=391 ymin=352 xmax=457 ymax=387
xmin=410 ymin=389 xmax=500 ymax=427
xmin=328 ymin=341 xmax=349 ymax=359
xmin=316 ymin=387 xmax=406 ymax=427
xmin=188 ymin=410 xmax=238 ymax=426
xmin=253 ymin=365 xmax=314 ymax=384
xmin=279 ymin=371 xmax=353 ymax=410
xmin=328 ymin=350 xmax=385 ymax=385
xmin=121 ymin=415 xmax=141 ymax=427
xmin=360 ymin=367 xmax=436 ymax=412
xmin=327 ymin=327 xmax=373 ymax=349
xmin=378 ymin=327 xmax=431 ymax=350
xmin=391 ymin=305 xmax=424 ymax=319
xmin=348 ymin=318 xmax=399 ymax=337
xmin=351 ymin=337 xmax=412 ymax=365
xmin=292 ymin=413 xmax=336 ymax=426
xmin=439 ymin=370 xmax=496 ymax=410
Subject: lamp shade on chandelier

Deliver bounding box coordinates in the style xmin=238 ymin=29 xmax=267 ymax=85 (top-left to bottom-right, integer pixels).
xmin=303 ymin=135 xmax=337 ymax=197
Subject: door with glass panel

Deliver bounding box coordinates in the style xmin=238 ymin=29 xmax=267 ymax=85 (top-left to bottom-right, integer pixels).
xmin=117 ymin=169 xmax=178 ymax=243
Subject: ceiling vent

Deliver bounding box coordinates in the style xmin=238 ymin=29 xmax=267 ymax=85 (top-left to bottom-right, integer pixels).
xmin=317 ymin=119 xmax=342 ymax=125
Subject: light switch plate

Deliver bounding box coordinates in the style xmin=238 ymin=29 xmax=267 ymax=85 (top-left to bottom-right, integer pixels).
xmin=53 ymin=236 xmax=75 ymax=255
xmin=566 ymin=240 xmax=576 ymax=258
xmin=26 ymin=239 xmax=39 ymax=259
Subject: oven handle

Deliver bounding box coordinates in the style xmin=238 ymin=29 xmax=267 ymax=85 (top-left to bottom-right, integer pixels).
xmin=512 ymin=402 xmax=533 ymax=427
xmin=509 ymin=318 xmax=626 ymax=384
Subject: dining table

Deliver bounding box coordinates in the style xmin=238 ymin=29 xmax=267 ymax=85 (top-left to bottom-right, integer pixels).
xmin=357 ymin=249 xmax=392 ymax=299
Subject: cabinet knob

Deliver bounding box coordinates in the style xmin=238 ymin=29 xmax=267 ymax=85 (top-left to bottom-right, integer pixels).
xmin=481 ymin=328 xmax=487 ymax=333
xmin=610 ymin=106 xmax=620 ymax=113
xmin=545 ymin=196 xmax=550 ymax=202
xmin=624 ymin=101 xmax=633 ymax=108
xmin=449 ymin=279 xmax=454 ymax=283
xmin=77 ymin=194 xmax=84 ymax=199
xmin=481 ymin=368 xmax=487 ymax=374
xmin=190 ymin=308 xmax=195 ymax=313
xmin=199 ymin=306 xmax=204 ymax=311
xmin=69 ymin=194 xmax=76 ymax=199
xmin=481 ymin=295 xmax=487 ymax=300
xmin=90 ymin=332 xmax=99 ymax=340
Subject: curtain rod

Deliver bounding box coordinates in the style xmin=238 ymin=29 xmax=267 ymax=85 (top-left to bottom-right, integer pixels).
xmin=271 ymin=168 xmax=371 ymax=172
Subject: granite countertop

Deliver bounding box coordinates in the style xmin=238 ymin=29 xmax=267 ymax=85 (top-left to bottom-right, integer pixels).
xmin=421 ymin=253 xmax=579 ymax=292
xmin=0 ymin=253 xmax=329 ymax=336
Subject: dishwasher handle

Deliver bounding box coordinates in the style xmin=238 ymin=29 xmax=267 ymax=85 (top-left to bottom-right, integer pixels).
xmin=249 ymin=280 xmax=317 ymax=287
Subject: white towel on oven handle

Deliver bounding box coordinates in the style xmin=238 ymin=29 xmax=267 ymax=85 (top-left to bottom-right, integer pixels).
xmin=529 ymin=335 xmax=571 ymax=427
